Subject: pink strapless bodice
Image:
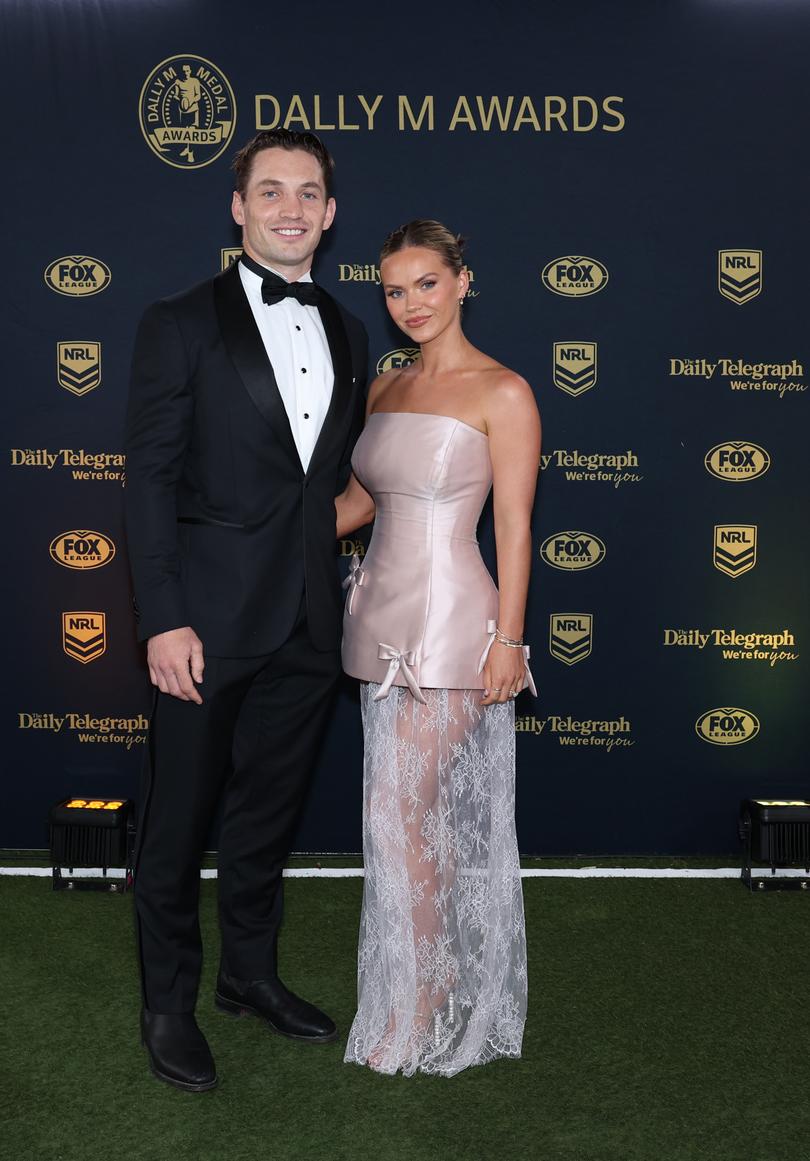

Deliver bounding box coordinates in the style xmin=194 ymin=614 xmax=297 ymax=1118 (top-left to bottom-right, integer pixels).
xmin=341 ymin=412 xmax=499 ymax=693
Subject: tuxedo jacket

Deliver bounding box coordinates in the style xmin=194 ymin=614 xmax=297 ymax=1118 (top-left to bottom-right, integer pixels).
xmin=124 ymin=261 xmax=368 ymax=657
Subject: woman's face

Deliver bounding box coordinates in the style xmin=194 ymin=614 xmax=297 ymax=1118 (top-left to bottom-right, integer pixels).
xmin=381 ymin=246 xmax=469 ymax=344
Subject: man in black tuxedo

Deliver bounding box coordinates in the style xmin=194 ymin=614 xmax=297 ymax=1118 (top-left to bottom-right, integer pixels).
xmin=124 ymin=129 xmax=368 ymax=1092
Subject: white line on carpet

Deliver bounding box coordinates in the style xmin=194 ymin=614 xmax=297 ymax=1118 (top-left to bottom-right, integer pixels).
xmin=1 ymin=866 xmax=808 ymax=879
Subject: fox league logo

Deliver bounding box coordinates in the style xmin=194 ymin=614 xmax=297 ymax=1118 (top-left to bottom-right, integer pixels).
xmin=705 ymin=442 xmax=770 ymax=482
xmin=718 ymin=250 xmax=762 ymax=305
xmin=139 ymin=55 xmax=236 ymax=168
xmin=542 ymin=256 xmax=608 ymax=297
xmin=50 ymin=531 xmax=116 ymax=570
xmin=541 ymin=532 xmax=605 ymax=571
xmin=376 ymin=348 xmax=420 ymax=375
xmin=553 ymin=343 xmax=597 ymax=396
xmin=57 ymin=343 xmax=101 ymax=396
xmin=696 ymin=707 xmax=759 ymax=746
xmin=713 ymin=525 xmax=756 ymax=577
xmin=45 ymin=257 xmax=110 ymax=298
xmin=549 ymin=613 xmax=593 ymax=665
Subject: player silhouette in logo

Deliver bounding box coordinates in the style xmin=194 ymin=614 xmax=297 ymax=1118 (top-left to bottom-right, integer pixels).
xmin=169 ymin=64 xmax=201 ymax=162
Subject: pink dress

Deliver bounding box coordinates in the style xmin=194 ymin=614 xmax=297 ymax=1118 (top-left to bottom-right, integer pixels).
xmin=342 ymin=412 xmax=529 ymax=1077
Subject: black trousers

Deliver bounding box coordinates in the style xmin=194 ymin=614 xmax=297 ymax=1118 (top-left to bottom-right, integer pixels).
xmin=133 ymin=608 xmax=340 ymax=1013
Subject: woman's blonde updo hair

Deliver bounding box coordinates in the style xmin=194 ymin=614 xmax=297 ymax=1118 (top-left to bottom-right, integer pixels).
xmin=380 ymin=219 xmax=467 ymax=276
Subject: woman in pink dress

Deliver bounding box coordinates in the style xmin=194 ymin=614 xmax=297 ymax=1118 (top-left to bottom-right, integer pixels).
xmin=336 ymin=220 xmax=541 ymax=1076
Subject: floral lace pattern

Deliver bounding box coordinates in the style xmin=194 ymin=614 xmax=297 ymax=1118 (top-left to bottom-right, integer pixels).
xmin=344 ymin=684 xmax=527 ymax=1077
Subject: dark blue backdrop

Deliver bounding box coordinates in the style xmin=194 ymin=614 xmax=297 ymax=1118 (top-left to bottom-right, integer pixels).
xmin=3 ymin=0 xmax=808 ymax=853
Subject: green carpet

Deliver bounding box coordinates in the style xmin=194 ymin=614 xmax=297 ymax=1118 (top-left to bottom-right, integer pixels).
xmin=2 ymin=877 xmax=808 ymax=1161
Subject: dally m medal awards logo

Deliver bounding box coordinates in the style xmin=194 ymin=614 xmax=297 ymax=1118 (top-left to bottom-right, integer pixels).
xmin=695 ymin=707 xmax=760 ymax=746
xmin=50 ymin=531 xmax=116 ymax=571
xmin=718 ymin=250 xmax=762 ymax=305
xmin=704 ymin=441 xmax=770 ymax=482
xmin=45 ymin=257 xmax=110 ymax=297
xmin=57 ymin=342 xmax=101 ymax=396
xmin=542 ymin=256 xmax=608 ymax=298
xmin=713 ymin=525 xmax=757 ymax=578
xmin=376 ymin=348 xmax=420 ymax=375
xmin=140 ymin=55 xmax=236 ymax=168
xmin=62 ymin=612 xmax=106 ymax=664
xmin=541 ymin=531 xmax=606 ymax=571
xmin=549 ymin=613 xmax=593 ymax=665
xmin=553 ymin=343 xmax=597 ymax=396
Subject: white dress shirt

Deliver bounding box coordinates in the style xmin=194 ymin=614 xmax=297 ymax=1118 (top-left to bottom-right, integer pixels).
xmin=239 ymin=259 xmax=334 ymax=471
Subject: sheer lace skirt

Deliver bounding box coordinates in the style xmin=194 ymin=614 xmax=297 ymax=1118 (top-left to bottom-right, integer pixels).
xmin=344 ymin=684 xmax=527 ymax=1077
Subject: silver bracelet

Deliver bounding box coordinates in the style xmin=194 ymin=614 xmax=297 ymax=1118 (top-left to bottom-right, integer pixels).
xmin=495 ymin=627 xmax=524 ymax=648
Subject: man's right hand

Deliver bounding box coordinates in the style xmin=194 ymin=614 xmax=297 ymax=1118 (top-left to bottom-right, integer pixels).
xmin=146 ymin=627 xmax=205 ymax=704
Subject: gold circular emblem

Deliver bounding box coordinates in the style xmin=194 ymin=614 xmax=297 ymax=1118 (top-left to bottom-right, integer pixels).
xmin=139 ymin=55 xmax=236 ymax=169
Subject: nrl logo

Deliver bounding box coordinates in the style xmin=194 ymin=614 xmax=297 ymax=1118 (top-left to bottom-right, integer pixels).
xmin=376 ymin=348 xmax=420 ymax=375
xmin=695 ymin=706 xmax=760 ymax=746
xmin=713 ymin=525 xmax=757 ymax=578
xmin=553 ymin=343 xmax=597 ymax=396
xmin=549 ymin=613 xmax=593 ymax=665
xmin=540 ymin=531 xmax=605 ymax=571
xmin=704 ymin=441 xmax=770 ymax=482
xmin=718 ymin=250 xmax=762 ymax=305
xmin=221 ymin=248 xmax=242 ymax=271
xmin=62 ymin=612 xmax=106 ymax=664
xmin=57 ymin=342 xmax=101 ymax=396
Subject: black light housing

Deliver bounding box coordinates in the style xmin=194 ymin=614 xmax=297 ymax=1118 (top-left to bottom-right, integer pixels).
xmin=48 ymin=797 xmax=135 ymax=892
xmin=739 ymin=799 xmax=810 ymax=892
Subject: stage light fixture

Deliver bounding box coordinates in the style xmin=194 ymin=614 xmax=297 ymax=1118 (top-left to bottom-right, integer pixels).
xmin=49 ymin=797 xmax=135 ymax=893
xmin=739 ymin=799 xmax=810 ymax=891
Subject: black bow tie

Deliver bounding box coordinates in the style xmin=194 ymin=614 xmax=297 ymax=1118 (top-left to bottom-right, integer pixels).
xmin=240 ymin=254 xmax=322 ymax=308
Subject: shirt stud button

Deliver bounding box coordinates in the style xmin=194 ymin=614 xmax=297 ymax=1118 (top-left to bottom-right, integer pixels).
xmin=301 ymin=367 xmax=307 ymax=373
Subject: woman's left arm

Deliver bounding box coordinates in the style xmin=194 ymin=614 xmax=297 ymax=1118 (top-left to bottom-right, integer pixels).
xmin=481 ymin=374 xmax=542 ymax=706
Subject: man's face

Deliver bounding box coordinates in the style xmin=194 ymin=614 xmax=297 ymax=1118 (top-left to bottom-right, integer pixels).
xmin=231 ymin=147 xmax=336 ymax=281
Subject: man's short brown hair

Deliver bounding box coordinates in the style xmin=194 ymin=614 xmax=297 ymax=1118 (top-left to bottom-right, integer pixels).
xmin=231 ymin=129 xmax=335 ymax=197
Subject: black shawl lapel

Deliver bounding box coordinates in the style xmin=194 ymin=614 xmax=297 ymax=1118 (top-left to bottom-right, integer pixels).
xmin=306 ymin=290 xmax=353 ymax=478
xmin=213 ymin=263 xmax=301 ymax=469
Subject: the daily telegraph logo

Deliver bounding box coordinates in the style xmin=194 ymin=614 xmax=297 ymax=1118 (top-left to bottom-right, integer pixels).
xmin=340 ymin=265 xmax=478 ymax=296
xmin=718 ymin=250 xmax=762 ymax=305
xmin=516 ymin=714 xmax=633 ymax=750
xmin=553 ymin=342 xmax=597 ymax=396
xmin=695 ymin=707 xmax=760 ymax=746
xmin=663 ymin=626 xmax=797 ymax=665
xmin=18 ymin=712 xmax=147 ymax=749
xmin=50 ymin=531 xmax=116 ymax=571
xmin=57 ymin=342 xmax=101 ymax=396
xmin=10 ymin=448 xmax=125 ymax=481
xmin=704 ymin=441 xmax=770 ymax=482
xmin=542 ymin=256 xmax=608 ymax=298
xmin=221 ymin=248 xmax=242 ymax=270
xmin=339 ymin=539 xmax=366 ymax=558
xmin=540 ymin=531 xmax=605 ymax=572
xmin=669 ymin=357 xmax=804 ymax=399
xmin=376 ymin=348 xmax=420 ymax=375
xmin=713 ymin=525 xmax=756 ymax=577
xmin=549 ymin=613 xmax=592 ymax=665
xmin=45 ymin=257 xmax=110 ymax=298
xmin=139 ymin=55 xmax=236 ymax=168
xmin=540 ymin=448 xmax=642 ymax=488
xmin=339 ymin=264 xmax=380 ymax=284
xmin=62 ymin=612 xmax=106 ymax=664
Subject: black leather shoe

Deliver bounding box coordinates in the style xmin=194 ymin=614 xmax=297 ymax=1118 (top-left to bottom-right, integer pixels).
xmin=141 ymin=1010 xmax=218 ymax=1092
xmin=215 ymin=973 xmax=338 ymax=1043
